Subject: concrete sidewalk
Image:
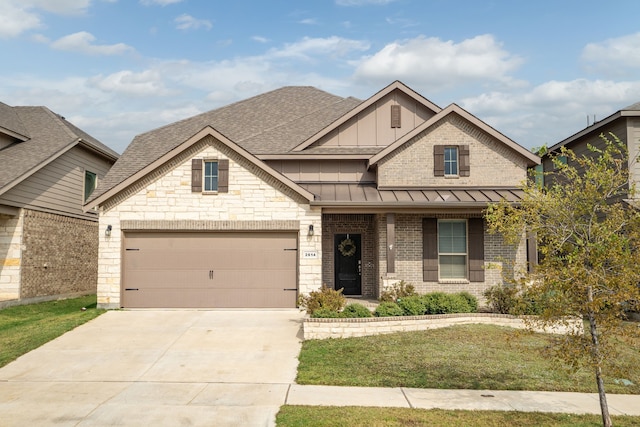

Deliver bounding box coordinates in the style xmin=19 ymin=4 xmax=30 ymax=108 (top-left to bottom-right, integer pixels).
xmin=286 ymin=385 xmax=640 ymax=416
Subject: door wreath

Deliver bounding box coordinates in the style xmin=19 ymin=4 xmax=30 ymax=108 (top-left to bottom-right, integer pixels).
xmin=338 ymin=238 xmax=357 ymax=257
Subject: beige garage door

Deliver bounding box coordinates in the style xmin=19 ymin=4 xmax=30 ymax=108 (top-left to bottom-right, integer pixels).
xmin=122 ymin=232 xmax=298 ymax=308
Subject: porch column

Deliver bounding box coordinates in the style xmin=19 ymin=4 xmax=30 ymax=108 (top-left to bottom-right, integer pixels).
xmin=386 ymin=213 xmax=395 ymax=273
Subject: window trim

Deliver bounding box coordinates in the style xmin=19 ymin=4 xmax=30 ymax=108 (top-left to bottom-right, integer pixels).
xmin=203 ymin=158 xmax=219 ymax=193
xmin=443 ymin=146 xmax=459 ymax=177
xmin=83 ymin=170 xmax=97 ymax=202
xmin=437 ymin=219 xmax=468 ymax=281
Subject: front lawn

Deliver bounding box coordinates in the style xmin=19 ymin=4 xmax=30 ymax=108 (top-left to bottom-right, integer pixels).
xmin=276 ymin=406 xmax=640 ymax=427
xmin=297 ymin=323 xmax=640 ymax=394
xmin=0 ymin=295 xmax=105 ymax=368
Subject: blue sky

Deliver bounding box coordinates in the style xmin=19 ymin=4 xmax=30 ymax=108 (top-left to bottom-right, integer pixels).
xmin=1 ymin=0 xmax=640 ymax=154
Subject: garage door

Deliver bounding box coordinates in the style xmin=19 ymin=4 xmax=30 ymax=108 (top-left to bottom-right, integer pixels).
xmin=122 ymin=232 xmax=298 ymax=308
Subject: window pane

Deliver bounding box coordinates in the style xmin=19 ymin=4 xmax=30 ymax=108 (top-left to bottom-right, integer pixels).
xmin=84 ymin=171 xmax=97 ymax=201
xmin=444 ymin=147 xmax=458 ymax=175
xmin=438 ymin=221 xmax=466 ymax=253
xmin=439 ymin=255 xmax=467 ymax=279
xmin=204 ymin=161 xmax=218 ymax=191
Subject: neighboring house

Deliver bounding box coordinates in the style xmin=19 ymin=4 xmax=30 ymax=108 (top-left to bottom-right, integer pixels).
xmin=0 ymin=102 xmax=119 ymax=306
xmin=541 ymin=102 xmax=640 ymax=199
xmin=85 ymin=81 xmax=540 ymax=310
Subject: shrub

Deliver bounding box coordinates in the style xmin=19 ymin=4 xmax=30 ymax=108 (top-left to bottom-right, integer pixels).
xmin=379 ymin=280 xmax=416 ymax=302
xmin=341 ymin=303 xmax=373 ymax=318
xmin=483 ymin=284 xmax=519 ymax=314
xmin=311 ymin=307 xmax=342 ymax=318
xmin=458 ymin=292 xmax=478 ymax=312
xmin=422 ymin=292 xmax=451 ymax=314
xmin=447 ymin=293 xmax=474 ymax=313
xmin=397 ymin=295 xmax=427 ymax=316
xmin=374 ymin=301 xmax=404 ymax=317
xmin=298 ymin=285 xmax=346 ymax=315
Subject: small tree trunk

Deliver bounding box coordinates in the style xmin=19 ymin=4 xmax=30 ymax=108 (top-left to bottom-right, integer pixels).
xmin=588 ymin=309 xmax=612 ymax=427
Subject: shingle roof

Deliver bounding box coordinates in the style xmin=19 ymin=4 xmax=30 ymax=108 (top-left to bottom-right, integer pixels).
xmin=88 ymin=86 xmax=362 ymax=203
xmin=623 ymin=101 xmax=640 ymax=111
xmin=0 ymin=102 xmax=28 ymax=140
xmin=0 ymin=105 xmax=118 ymax=193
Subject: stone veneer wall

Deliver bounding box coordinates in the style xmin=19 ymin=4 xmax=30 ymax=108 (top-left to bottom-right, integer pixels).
xmin=0 ymin=211 xmax=23 ymax=300
xmin=377 ymin=213 xmax=526 ymax=304
xmin=303 ymin=313 xmax=584 ymax=340
xmin=321 ymin=214 xmax=377 ymax=298
xmin=97 ymin=136 xmax=322 ymax=309
xmin=20 ymin=209 xmax=98 ymax=299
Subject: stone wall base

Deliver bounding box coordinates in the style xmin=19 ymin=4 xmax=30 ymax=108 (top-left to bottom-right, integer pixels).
xmin=303 ymin=313 xmax=584 ymax=340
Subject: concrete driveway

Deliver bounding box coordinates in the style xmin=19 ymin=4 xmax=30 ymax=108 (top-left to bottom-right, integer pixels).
xmin=0 ymin=310 xmax=304 ymax=426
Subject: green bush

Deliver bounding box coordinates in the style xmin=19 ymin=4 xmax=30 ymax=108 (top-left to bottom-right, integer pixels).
xmin=374 ymin=301 xmax=404 ymax=317
xmin=341 ymin=303 xmax=373 ymax=318
xmin=397 ymin=295 xmax=427 ymax=316
xmin=447 ymin=293 xmax=474 ymax=313
xmin=311 ymin=307 xmax=342 ymax=318
xmin=379 ymin=280 xmax=416 ymax=302
xmin=298 ymin=286 xmax=346 ymax=315
xmin=458 ymin=292 xmax=478 ymax=312
xmin=421 ymin=292 xmax=450 ymax=314
xmin=483 ymin=284 xmax=519 ymax=314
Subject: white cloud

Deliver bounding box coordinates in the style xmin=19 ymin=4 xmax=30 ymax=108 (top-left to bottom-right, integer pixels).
xmin=27 ymin=0 xmax=91 ymax=15
xmin=353 ymin=35 xmax=522 ymax=91
xmin=252 ymin=36 xmax=269 ymax=44
xmin=140 ymin=0 xmax=183 ymax=6
xmin=582 ymin=32 xmax=640 ymax=75
xmin=0 ymin=3 xmax=42 ymax=38
xmin=51 ymin=31 xmax=134 ymax=55
xmin=174 ymin=14 xmax=212 ymax=31
xmin=336 ymin=0 xmax=398 ymax=5
xmin=271 ymin=36 xmax=370 ymax=60
xmin=88 ymin=70 xmax=172 ymax=96
xmin=298 ymin=18 xmax=317 ymax=25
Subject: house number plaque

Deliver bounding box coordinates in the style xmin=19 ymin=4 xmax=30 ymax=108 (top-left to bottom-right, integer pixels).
xmin=303 ymin=251 xmax=318 ymax=259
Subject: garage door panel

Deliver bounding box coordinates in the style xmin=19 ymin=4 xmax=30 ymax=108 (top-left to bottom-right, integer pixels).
xmin=122 ymin=231 xmax=298 ymax=308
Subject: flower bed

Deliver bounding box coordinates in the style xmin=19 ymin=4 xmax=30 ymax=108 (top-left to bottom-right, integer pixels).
xmin=302 ymin=312 xmax=584 ymax=340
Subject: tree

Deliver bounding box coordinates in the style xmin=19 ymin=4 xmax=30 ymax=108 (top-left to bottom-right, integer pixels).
xmin=486 ymin=133 xmax=640 ymax=427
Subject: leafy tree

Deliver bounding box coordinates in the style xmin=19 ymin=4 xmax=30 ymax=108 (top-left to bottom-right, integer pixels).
xmin=486 ymin=133 xmax=640 ymax=427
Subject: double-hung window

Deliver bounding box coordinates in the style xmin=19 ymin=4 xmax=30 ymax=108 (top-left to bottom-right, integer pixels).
xmin=204 ymin=160 xmax=219 ymax=192
xmin=438 ymin=219 xmax=467 ymax=279
xmin=444 ymin=146 xmax=458 ymax=176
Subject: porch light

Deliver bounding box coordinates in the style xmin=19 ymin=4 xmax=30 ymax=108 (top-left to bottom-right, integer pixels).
xmin=308 ymin=224 xmax=314 ymax=236
xmin=105 ymin=225 xmax=112 ymax=237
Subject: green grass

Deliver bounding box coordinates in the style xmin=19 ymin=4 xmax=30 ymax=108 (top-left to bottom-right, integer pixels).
xmin=276 ymin=406 xmax=640 ymax=427
xmin=0 ymin=295 xmax=105 ymax=368
xmin=297 ymin=323 xmax=640 ymax=394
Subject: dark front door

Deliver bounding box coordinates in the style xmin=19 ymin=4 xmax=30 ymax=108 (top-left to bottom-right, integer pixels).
xmin=334 ymin=234 xmax=362 ymax=295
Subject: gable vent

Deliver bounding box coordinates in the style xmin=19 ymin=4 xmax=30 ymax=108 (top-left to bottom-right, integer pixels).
xmin=391 ymin=105 xmax=401 ymax=128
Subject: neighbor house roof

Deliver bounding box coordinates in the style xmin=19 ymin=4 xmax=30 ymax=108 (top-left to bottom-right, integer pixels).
xmin=548 ymin=101 xmax=640 ymax=152
xmin=0 ymin=104 xmax=119 ymax=197
xmin=87 ymin=86 xmax=362 ymax=204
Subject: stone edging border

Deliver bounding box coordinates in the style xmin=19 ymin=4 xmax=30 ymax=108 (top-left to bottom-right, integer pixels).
xmin=302 ymin=312 xmax=584 ymax=340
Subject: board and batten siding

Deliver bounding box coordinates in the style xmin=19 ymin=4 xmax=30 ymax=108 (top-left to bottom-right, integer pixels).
xmin=266 ymin=159 xmax=376 ymax=183
xmin=0 ymin=145 xmax=113 ymax=221
xmin=627 ymin=117 xmax=640 ymax=192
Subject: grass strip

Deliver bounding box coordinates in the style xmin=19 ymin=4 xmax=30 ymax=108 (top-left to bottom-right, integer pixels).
xmin=0 ymin=295 xmax=105 ymax=368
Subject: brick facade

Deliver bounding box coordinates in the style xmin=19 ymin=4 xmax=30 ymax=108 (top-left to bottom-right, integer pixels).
xmin=97 ymin=136 xmax=322 ymax=309
xmin=377 ymin=115 xmax=528 ymax=188
xmin=21 ymin=209 xmax=98 ymax=299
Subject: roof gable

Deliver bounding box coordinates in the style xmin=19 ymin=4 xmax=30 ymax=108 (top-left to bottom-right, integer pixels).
xmin=291 ymin=81 xmax=441 ymax=152
xmin=0 ymin=106 xmax=118 ymax=196
xmin=368 ymin=103 xmax=540 ymax=167
xmin=85 ymin=126 xmax=314 ymax=209
xmin=0 ymin=102 xmax=29 ymax=142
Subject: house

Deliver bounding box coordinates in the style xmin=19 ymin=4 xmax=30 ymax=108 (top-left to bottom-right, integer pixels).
xmin=85 ymin=81 xmax=540 ymax=309
xmin=541 ymin=102 xmax=640 ymax=197
xmin=0 ymin=102 xmax=118 ymax=306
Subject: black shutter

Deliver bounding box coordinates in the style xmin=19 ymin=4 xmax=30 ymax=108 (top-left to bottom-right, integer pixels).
xmin=423 ymin=218 xmax=438 ymax=281
xmin=468 ymin=218 xmax=484 ymax=282
xmin=434 ymin=145 xmax=444 ymax=176
xmin=459 ymin=145 xmax=470 ymax=177
xmin=218 ymin=159 xmax=229 ymax=193
xmin=191 ymin=159 xmax=202 ymax=192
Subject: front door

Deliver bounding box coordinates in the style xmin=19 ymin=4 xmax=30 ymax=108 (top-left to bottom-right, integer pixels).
xmin=334 ymin=234 xmax=362 ymax=295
